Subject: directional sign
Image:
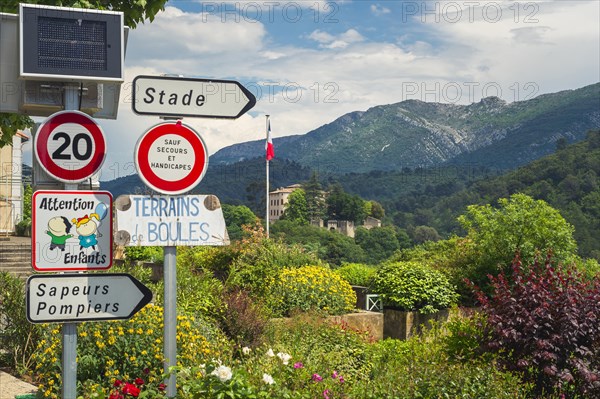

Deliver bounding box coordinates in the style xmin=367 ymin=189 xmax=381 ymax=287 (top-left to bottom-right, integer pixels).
xmin=114 ymin=194 xmax=229 ymax=247
xmin=32 ymin=190 xmax=113 ymax=272
xmin=26 ymin=274 xmax=153 ymax=323
xmin=135 ymin=121 xmax=208 ymax=195
xmin=132 ymin=75 xmax=256 ymax=119
xmin=34 ymin=110 xmax=107 ymax=183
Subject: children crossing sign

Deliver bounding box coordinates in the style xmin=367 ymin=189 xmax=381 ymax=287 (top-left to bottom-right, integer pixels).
xmin=32 ymin=190 xmax=113 ymax=271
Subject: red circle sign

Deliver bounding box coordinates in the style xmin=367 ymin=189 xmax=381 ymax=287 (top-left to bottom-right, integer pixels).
xmin=134 ymin=121 xmax=208 ymax=195
xmin=34 ymin=111 xmax=107 ymax=183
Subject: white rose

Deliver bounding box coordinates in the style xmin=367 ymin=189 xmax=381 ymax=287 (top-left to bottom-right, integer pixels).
xmin=211 ymin=365 xmax=233 ymax=382
xmin=262 ymin=373 xmax=275 ymax=385
xmin=277 ymin=352 xmax=292 ymax=365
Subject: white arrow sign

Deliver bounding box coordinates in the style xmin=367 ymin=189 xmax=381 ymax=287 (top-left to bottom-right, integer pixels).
xmin=26 ymin=274 xmax=153 ymax=323
xmin=132 ymin=75 xmax=256 ymax=119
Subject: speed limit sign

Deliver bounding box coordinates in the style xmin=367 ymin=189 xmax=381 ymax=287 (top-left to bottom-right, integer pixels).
xmin=34 ymin=110 xmax=107 ymax=183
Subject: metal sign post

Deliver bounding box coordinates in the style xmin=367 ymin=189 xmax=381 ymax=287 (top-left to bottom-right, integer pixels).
xmin=62 ymin=85 xmax=80 ymax=399
xmin=163 ymin=246 xmax=177 ymax=397
xmin=129 ymin=75 xmax=254 ymax=397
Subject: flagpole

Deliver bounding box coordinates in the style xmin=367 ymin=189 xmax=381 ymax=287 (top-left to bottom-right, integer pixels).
xmin=265 ymin=115 xmax=270 ymax=238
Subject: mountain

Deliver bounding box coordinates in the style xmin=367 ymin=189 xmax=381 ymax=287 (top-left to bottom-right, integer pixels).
xmin=101 ymin=158 xmax=313 ymax=211
xmin=362 ymin=131 xmax=600 ymax=260
xmin=211 ymin=83 xmax=600 ymax=173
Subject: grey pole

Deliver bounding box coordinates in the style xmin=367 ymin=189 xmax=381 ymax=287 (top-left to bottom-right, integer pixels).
xmin=161 ymin=114 xmax=179 ymax=398
xmin=62 ymin=85 xmax=80 ymax=399
xmin=163 ymin=245 xmax=177 ymax=397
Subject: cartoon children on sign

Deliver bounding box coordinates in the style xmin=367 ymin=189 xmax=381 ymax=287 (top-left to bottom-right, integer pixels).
xmin=71 ymin=202 xmax=109 ymax=251
xmin=46 ymin=216 xmax=73 ymax=251
xmin=44 ymin=201 xmax=109 ymax=253
xmin=72 ymin=214 xmax=101 ymax=250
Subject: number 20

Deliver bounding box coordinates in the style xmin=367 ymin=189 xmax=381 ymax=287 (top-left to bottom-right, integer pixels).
xmin=51 ymin=132 xmax=92 ymax=161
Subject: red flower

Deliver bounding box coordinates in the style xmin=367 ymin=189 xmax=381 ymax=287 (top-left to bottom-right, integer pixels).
xmin=134 ymin=378 xmax=144 ymax=386
xmin=143 ymin=368 xmax=150 ymax=375
xmin=108 ymin=391 xmax=122 ymax=399
xmin=158 ymin=383 xmax=167 ymax=391
xmin=113 ymin=380 xmax=123 ymax=387
xmin=122 ymin=382 xmax=141 ymax=397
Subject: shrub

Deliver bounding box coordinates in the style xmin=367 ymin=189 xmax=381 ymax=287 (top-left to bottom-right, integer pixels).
xmin=174 ymin=314 xmax=372 ymax=399
xmin=33 ymin=304 xmax=230 ymax=398
xmin=470 ymin=256 xmax=600 ymax=397
xmin=191 ymin=225 xmax=322 ymax=297
xmin=219 ymin=289 xmax=270 ymax=348
xmin=123 ymin=246 xmax=163 ymax=262
xmin=269 ymin=266 xmax=356 ymax=317
xmin=265 ymin=313 xmax=372 ymax=384
xmin=335 ymin=263 xmax=377 ymax=287
xmin=352 ymin=334 xmax=531 ymax=399
xmin=0 ymin=272 xmax=42 ymax=374
xmin=372 ymin=261 xmax=459 ymax=314
xmin=443 ymin=311 xmax=490 ymax=362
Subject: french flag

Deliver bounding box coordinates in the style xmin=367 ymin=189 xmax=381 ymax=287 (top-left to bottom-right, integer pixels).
xmin=266 ymin=119 xmax=274 ymax=161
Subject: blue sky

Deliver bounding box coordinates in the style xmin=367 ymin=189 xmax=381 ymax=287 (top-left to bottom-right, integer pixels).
xmin=20 ymin=1 xmax=600 ymax=181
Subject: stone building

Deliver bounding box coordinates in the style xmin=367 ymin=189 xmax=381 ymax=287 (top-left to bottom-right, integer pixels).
xmin=0 ymin=131 xmax=28 ymax=234
xmin=327 ymin=219 xmax=355 ymax=238
xmin=268 ymin=184 xmax=302 ymax=223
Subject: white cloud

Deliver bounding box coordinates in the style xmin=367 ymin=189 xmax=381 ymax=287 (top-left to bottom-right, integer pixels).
xmin=510 ymin=26 xmax=554 ymax=45
xmin=371 ymin=4 xmax=391 ymax=16
xmin=127 ymin=6 xmax=266 ymax=64
xmin=307 ymin=28 xmax=365 ymax=48
xmin=80 ymin=1 xmax=599 ymax=179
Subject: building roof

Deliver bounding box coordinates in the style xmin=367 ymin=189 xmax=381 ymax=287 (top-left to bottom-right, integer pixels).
xmin=270 ymin=184 xmax=302 ymax=195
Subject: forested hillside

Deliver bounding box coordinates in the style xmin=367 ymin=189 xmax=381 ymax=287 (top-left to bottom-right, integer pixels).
xmin=365 ymin=130 xmax=600 ymax=259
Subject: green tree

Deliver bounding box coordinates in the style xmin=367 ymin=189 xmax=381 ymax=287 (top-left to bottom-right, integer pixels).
xmin=367 ymin=200 xmax=385 ymax=219
xmin=458 ymin=193 xmax=578 ymax=273
xmin=281 ymin=189 xmax=309 ymax=225
xmin=326 ymin=184 xmax=366 ymax=224
xmin=303 ymin=172 xmax=326 ymax=222
xmin=245 ymin=180 xmax=266 ymax=216
xmin=22 ymin=184 xmax=32 ymax=221
xmin=412 ymin=225 xmax=442 ymax=244
xmin=222 ymin=204 xmax=258 ymax=241
xmin=0 ymin=0 xmax=168 ymax=147
xmin=355 ymin=226 xmax=400 ymax=264
xmin=270 ymin=220 xmax=366 ymax=265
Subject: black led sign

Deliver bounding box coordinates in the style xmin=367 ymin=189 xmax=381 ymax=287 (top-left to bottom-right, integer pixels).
xmin=19 ymin=4 xmax=124 ymax=82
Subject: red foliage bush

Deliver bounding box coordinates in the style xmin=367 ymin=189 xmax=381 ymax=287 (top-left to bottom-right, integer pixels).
xmin=469 ymin=256 xmax=600 ymax=397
